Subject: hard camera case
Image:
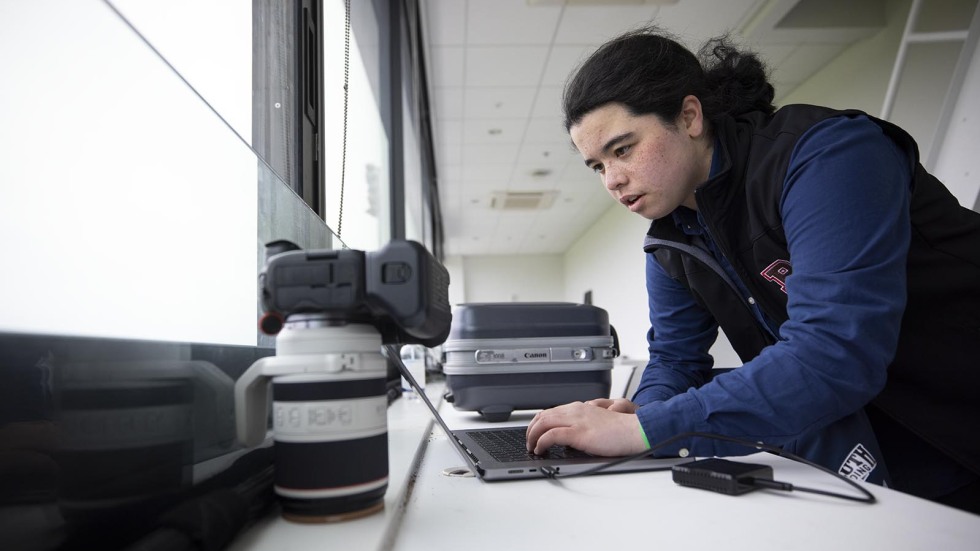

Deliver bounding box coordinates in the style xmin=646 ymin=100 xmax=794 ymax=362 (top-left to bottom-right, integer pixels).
xmin=442 ymin=302 xmax=618 ymax=421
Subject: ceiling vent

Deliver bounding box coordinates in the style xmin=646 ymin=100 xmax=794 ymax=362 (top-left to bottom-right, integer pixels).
xmin=489 ymin=190 xmax=558 ymax=210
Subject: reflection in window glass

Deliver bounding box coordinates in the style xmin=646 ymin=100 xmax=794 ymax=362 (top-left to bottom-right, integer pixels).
xmin=111 ymin=0 xmax=253 ymax=145
xmin=322 ymin=0 xmax=390 ymax=252
xmin=403 ymin=81 xmax=427 ymax=245
xmin=0 ymin=0 xmax=257 ymax=346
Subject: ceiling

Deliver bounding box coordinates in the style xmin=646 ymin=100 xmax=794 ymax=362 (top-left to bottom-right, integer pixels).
xmin=418 ymin=0 xmax=890 ymax=257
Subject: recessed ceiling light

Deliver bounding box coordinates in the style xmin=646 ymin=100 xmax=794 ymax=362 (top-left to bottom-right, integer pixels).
xmin=490 ymin=191 xmax=559 ymax=210
xmin=530 ymin=169 xmax=551 ymax=177
xmin=488 ymin=128 xmax=502 ymax=135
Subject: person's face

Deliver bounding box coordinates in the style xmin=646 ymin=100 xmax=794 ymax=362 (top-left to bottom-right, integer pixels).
xmin=569 ymin=98 xmax=712 ymax=220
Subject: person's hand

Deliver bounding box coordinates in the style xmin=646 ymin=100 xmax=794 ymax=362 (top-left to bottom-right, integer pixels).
xmin=525 ymin=401 xmax=647 ymax=457
xmin=584 ymin=397 xmax=638 ymax=413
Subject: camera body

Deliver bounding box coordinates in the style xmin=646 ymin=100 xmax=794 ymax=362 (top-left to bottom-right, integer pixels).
xmin=236 ymin=239 xmax=451 ymax=521
xmin=259 ymin=239 xmax=452 ymax=347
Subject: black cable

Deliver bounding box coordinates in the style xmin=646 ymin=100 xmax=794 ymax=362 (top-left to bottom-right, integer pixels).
xmin=745 ymin=476 xmax=874 ymax=503
xmin=542 ymin=431 xmax=876 ymax=504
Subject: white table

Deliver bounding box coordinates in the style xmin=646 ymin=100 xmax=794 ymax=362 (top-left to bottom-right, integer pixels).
xmin=230 ymin=375 xmax=980 ymax=551
xmin=396 ymin=405 xmax=980 ymax=551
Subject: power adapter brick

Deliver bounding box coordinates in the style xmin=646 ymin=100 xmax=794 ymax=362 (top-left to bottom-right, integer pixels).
xmin=672 ymin=458 xmax=774 ymax=495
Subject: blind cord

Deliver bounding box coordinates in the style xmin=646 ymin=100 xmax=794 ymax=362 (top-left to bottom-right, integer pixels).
xmin=337 ymin=0 xmax=351 ymax=240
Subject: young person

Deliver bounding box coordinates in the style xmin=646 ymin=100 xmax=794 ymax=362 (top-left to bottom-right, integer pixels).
xmin=524 ymin=26 xmax=980 ymax=513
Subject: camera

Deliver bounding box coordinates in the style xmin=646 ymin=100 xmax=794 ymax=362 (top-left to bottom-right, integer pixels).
xmin=257 ymin=239 xmax=452 ymax=346
xmin=235 ymin=239 xmax=451 ymax=522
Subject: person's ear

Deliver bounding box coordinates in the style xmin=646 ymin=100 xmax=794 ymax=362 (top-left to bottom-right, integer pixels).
xmin=679 ymin=95 xmax=705 ymax=139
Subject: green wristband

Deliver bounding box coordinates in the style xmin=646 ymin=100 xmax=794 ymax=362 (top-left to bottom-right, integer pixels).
xmin=639 ymin=423 xmax=651 ymax=450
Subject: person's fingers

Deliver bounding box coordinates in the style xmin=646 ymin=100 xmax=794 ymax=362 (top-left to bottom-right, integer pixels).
xmin=528 ymin=404 xmax=646 ymax=456
xmin=532 ymin=426 xmax=576 ymax=455
xmin=526 ymin=403 xmax=578 ymax=451
xmin=586 ymin=398 xmax=615 ymax=408
xmin=607 ymin=399 xmax=637 ymax=413
xmin=584 ymin=398 xmax=636 ymax=413
xmin=525 ymin=409 xmax=552 ymax=451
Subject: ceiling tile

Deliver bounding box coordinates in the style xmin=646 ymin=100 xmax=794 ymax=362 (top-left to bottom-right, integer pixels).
xmin=423 ymin=0 xmax=467 ymax=46
xmin=429 ymin=46 xmax=465 ymax=87
xmin=523 ymin=117 xmax=569 ymax=143
xmin=458 ymin=212 xmax=501 ymax=232
xmin=435 ymin=142 xmax=462 ymax=168
xmin=491 ymin=212 xmax=537 ymax=230
xmin=513 ymin=140 xmax=572 ymax=163
xmin=432 ymin=86 xmax=464 ymax=120
xmin=439 ymin=183 xmax=462 ymax=205
xmin=530 ymin=86 xmax=566 ymax=119
xmin=466 ymin=0 xmax=562 ymax=45
xmin=541 ymin=45 xmax=596 ymax=88
xmin=436 ymin=162 xmax=462 ymax=181
xmin=460 ymin=143 xmax=522 ymax=165
xmin=464 ymin=46 xmax=550 ymax=86
xmin=510 ymin=156 xmax=571 ymax=183
xmin=507 ymin=165 xmax=564 ymax=189
xmin=434 ymin=119 xmax=463 ymax=146
xmin=462 ymin=118 xmax=527 ymax=144
xmin=559 ymin=157 xmax=596 ymax=182
xmin=460 ymin=162 xmax=513 ymax=184
xmin=655 ymin=0 xmax=766 ymax=43
xmin=555 ymin=5 xmax=660 ymax=45
xmin=463 ymin=86 xmax=537 ymax=118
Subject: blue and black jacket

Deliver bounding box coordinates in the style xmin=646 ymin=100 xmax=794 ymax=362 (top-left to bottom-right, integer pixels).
xmin=633 ymin=104 xmax=980 ymax=498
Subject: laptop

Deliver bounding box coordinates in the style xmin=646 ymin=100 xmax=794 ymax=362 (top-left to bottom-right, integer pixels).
xmin=384 ymin=345 xmax=684 ymax=481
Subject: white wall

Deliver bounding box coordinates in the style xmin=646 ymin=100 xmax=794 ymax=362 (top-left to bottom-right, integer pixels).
xmin=779 ymin=0 xmax=909 ymax=116
xmin=443 ymin=255 xmax=468 ymax=308
xmin=451 ymin=254 xmax=565 ymax=305
xmin=562 ymin=204 xmax=651 ymax=362
xmin=785 ymin=0 xmax=980 ymax=209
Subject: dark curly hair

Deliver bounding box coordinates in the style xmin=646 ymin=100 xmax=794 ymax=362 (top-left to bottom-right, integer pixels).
xmin=562 ymin=25 xmax=775 ymax=131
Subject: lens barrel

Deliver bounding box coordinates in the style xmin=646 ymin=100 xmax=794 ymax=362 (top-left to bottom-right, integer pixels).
xmin=268 ymin=320 xmax=389 ymax=521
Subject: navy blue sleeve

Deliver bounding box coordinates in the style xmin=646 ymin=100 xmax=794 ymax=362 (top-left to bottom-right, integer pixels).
xmin=635 ymin=116 xmax=913 ymax=456
xmin=631 ymin=253 xmax=717 ymax=404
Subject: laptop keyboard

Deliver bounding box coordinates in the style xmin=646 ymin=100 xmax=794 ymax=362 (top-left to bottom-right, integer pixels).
xmin=468 ymin=427 xmax=592 ymax=463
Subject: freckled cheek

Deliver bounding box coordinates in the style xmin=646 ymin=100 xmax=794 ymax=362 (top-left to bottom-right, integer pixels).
xmin=650 ymin=143 xmax=670 ymax=163
xmin=641 ymin=146 xmax=673 ymax=184
xmin=630 ymin=151 xmax=655 ymax=180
